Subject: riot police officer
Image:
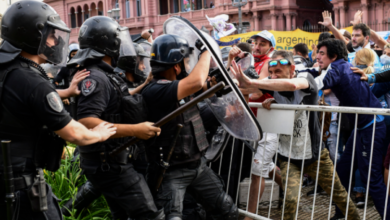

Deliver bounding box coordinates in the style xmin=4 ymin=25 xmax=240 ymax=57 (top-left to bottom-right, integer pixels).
xmin=0 ymin=1 xmax=117 ymax=219
xmin=61 ymin=43 xmax=154 ymax=217
xmin=115 ymin=43 xmax=153 ymax=95
xmin=67 ymin=16 xmax=164 ymax=220
xmin=142 ymin=34 xmax=239 ymax=220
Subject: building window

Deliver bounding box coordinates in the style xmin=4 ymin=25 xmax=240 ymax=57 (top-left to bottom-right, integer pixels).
xmin=136 ymin=0 xmax=141 ymax=16
xmin=173 ymin=0 xmax=179 ymax=13
xmin=126 ymin=0 xmax=130 ymax=18
xmin=71 ymin=14 xmax=76 ymax=28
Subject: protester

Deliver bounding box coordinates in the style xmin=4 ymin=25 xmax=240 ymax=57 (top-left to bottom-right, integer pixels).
xmin=293 ymin=43 xmax=313 ymax=67
xmin=231 ymin=50 xmax=360 ymax=220
xmin=312 ymin=38 xmax=389 ymax=219
xmin=319 ymin=10 xmax=382 ymax=70
xmin=310 ymin=32 xmax=333 ymax=64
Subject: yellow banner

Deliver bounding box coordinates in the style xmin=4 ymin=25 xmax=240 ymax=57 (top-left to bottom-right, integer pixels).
xmin=219 ymin=27 xmax=353 ymax=51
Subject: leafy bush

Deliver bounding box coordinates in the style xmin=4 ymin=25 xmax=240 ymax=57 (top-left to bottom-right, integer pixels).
xmin=44 ymin=147 xmax=112 ymax=220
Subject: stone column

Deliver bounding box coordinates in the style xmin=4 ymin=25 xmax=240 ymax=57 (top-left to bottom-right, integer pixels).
xmin=340 ymin=6 xmax=347 ymax=28
xmin=334 ymin=7 xmax=339 ymax=28
xmin=253 ymin=11 xmax=258 ymax=31
xmin=271 ymin=14 xmax=277 ymax=31
xmin=81 ymin=10 xmax=85 ymax=23
xmin=286 ymin=13 xmax=291 ymax=31
xmin=88 ymin=8 xmax=91 ymax=19
xmin=96 ymin=7 xmax=99 ymax=16
xmin=68 ymin=13 xmax=72 ymax=28
xmin=361 ymin=4 xmax=369 ymax=25
xmin=277 ymin=13 xmax=284 ymax=31
xmin=75 ymin=11 xmax=79 ymax=27
xmin=292 ymin=13 xmax=296 ymax=30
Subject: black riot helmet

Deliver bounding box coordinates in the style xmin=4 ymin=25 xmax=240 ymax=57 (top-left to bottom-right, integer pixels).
xmin=116 ymin=43 xmax=150 ymax=79
xmin=150 ymin=34 xmax=194 ymax=75
xmin=79 ymin=16 xmax=130 ymax=59
xmin=1 ymin=1 xmax=70 ymax=65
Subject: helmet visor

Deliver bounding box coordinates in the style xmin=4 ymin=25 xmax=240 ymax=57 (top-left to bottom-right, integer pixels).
xmin=38 ymin=25 xmax=70 ymax=66
xmin=119 ymin=27 xmax=136 ymax=57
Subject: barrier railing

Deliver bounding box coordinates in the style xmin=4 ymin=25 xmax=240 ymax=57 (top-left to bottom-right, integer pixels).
xmin=209 ymin=103 xmax=390 ymax=220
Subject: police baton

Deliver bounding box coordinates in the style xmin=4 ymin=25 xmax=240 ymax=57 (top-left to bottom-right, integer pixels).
xmin=155 ymin=124 xmax=183 ymax=192
xmin=1 ymin=140 xmax=15 ymax=220
xmin=109 ymin=81 xmax=225 ymax=157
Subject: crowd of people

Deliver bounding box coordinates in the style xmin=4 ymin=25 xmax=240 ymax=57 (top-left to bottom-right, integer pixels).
xmin=2 ymin=1 xmax=390 ymax=220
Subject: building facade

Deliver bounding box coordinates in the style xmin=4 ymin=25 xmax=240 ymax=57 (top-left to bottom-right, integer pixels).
xmin=44 ymin=0 xmax=335 ymax=44
xmin=331 ymin=0 xmax=390 ymax=32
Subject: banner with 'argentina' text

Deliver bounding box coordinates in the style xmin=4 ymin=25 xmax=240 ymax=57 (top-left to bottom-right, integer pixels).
xmin=219 ymin=27 xmax=354 ymax=50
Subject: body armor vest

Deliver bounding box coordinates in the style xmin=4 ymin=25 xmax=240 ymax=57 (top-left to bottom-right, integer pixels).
xmin=78 ymin=64 xmax=138 ymax=165
xmin=147 ymin=81 xmax=209 ymax=164
xmin=0 ymin=58 xmax=65 ymax=172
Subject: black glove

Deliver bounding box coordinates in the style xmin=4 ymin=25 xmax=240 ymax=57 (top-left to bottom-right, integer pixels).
xmin=243 ymin=66 xmax=259 ymax=79
xmin=195 ymin=39 xmax=207 ymax=55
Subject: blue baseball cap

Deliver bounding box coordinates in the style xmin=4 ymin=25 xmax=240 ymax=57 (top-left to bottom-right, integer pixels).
xmin=251 ymin=30 xmax=276 ymax=48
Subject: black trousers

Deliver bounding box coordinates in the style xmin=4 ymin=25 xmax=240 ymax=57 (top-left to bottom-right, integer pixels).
xmin=85 ymin=164 xmax=158 ymax=220
xmin=0 ymin=181 xmax=62 ymax=220
xmin=149 ymin=157 xmax=231 ymax=220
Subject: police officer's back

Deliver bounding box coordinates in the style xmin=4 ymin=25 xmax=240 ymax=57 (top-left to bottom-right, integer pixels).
xmin=0 ymin=2 xmax=116 ymax=219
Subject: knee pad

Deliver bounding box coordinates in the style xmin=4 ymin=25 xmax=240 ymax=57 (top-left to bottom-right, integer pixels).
xmin=167 ymin=217 xmax=181 ymax=220
xmin=215 ymin=193 xmax=238 ymax=220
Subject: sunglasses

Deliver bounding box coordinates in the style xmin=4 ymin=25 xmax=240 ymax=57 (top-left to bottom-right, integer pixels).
xmin=268 ymin=59 xmax=291 ymax=67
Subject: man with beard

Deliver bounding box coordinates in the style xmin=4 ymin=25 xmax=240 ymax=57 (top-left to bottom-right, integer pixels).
xmin=318 ymin=11 xmax=382 ymax=70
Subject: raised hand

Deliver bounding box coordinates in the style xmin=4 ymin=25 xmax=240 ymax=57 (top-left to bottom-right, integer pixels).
xmin=229 ymin=46 xmax=244 ymax=60
xmin=230 ymin=60 xmax=253 ymax=89
xmin=318 ymin=11 xmax=333 ymax=28
xmin=351 ymin=10 xmax=363 ymax=26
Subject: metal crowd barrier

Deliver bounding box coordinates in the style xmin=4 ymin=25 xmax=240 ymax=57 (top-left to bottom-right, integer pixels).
xmin=208 ymin=103 xmax=390 ymax=220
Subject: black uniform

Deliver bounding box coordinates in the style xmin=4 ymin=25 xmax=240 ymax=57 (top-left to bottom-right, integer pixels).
xmin=76 ymin=59 xmax=159 ymax=220
xmin=0 ymin=56 xmax=71 ymax=219
xmin=142 ymin=79 xmax=237 ymax=220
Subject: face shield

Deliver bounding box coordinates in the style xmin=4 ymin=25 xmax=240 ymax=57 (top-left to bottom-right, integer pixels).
xmin=164 ymin=20 xmax=206 ymax=74
xmin=118 ymin=27 xmax=137 ymax=57
xmin=38 ymin=19 xmax=70 ymax=66
xmin=139 ymin=42 xmax=152 ymax=77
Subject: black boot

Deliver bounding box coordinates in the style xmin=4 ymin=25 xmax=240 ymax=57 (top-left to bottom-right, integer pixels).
xmin=61 ymin=181 xmax=102 ymax=216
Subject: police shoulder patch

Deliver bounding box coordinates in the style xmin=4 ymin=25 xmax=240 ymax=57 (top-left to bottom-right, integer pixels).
xmin=81 ymin=78 xmax=97 ymax=96
xmin=157 ymin=79 xmax=172 ymax=84
xmin=46 ymin=92 xmax=64 ymax=113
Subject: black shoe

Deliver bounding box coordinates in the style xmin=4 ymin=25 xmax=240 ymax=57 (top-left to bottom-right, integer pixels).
xmin=306 ymin=185 xmax=326 ymax=196
xmin=330 ymin=213 xmax=345 ymax=220
xmin=355 ymin=196 xmax=365 ymax=209
xmin=302 ymin=176 xmax=314 ymax=188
